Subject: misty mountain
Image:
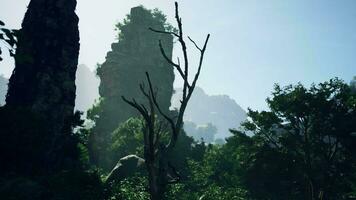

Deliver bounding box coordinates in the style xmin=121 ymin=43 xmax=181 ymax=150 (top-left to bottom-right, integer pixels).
xmin=0 ymin=75 xmax=8 ymax=106
xmin=171 ymin=87 xmax=247 ymax=139
xmin=184 ymin=121 xmax=218 ymax=143
xmin=75 ymin=64 xmax=100 ymax=112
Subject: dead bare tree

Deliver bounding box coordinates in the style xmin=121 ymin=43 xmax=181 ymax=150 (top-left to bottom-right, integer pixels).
xmin=122 ymin=2 xmax=210 ymax=199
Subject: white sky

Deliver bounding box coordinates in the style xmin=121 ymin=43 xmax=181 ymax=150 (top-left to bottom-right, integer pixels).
xmin=1 ymin=0 xmax=355 ymax=111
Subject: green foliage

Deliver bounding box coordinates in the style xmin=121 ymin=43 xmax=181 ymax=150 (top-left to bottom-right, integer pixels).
xmin=110 ymin=118 xmax=145 ymax=159
xmin=166 ymin=78 xmax=356 ymax=200
xmin=114 ymin=7 xmax=177 ymax=40
xmin=0 ymin=20 xmax=18 ymax=61
xmin=0 ymin=170 xmax=105 ymax=200
xmin=351 ymin=76 xmax=356 ymax=93
xmin=164 ymin=145 xmax=249 ymax=200
xmin=228 ymin=78 xmax=356 ymax=199
xmin=0 ymin=177 xmax=45 ymax=200
xmin=110 ymin=175 xmax=149 ymax=200
xmin=46 ymin=170 xmax=105 ymax=200
xmin=108 ymin=116 xmax=205 ymax=178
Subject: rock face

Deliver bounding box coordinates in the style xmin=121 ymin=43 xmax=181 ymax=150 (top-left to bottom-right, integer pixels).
xmin=105 ymin=155 xmax=145 ymax=184
xmin=4 ymin=0 xmax=80 ymax=172
xmin=1 ymin=64 xmax=100 ymax=111
xmin=172 ymin=87 xmax=247 ymax=139
xmin=0 ymin=75 xmax=7 ymax=106
xmin=75 ymin=64 xmax=100 ymax=112
xmin=88 ymin=6 xmax=174 ymax=170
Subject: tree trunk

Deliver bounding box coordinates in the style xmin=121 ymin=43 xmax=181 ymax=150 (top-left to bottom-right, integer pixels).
xmin=146 ymin=147 xmax=170 ymax=200
xmin=147 ymin=164 xmax=164 ymax=200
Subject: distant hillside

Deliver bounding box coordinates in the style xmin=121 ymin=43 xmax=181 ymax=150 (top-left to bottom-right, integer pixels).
xmin=171 ymin=87 xmax=247 ymax=139
xmin=0 ymin=75 xmax=8 ymax=106
xmin=75 ymin=64 xmax=100 ymax=112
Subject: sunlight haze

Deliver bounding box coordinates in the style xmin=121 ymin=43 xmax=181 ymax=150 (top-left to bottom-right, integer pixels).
xmin=1 ymin=0 xmax=355 ymax=111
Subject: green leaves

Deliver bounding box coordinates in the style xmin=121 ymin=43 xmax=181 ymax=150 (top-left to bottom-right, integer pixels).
xmin=0 ymin=20 xmax=18 ymax=62
xmin=235 ymin=78 xmax=356 ymax=199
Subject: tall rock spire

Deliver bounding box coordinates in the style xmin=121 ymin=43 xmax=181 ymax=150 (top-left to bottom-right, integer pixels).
xmin=5 ymin=0 xmax=80 ymax=173
xmin=88 ymin=6 xmax=174 ymax=170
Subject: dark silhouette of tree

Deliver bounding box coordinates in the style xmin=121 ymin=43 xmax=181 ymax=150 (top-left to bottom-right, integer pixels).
xmin=106 ymin=117 xmax=203 ymax=186
xmin=1 ymin=0 xmax=80 ymax=174
xmin=226 ymin=78 xmax=356 ymax=200
xmin=0 ymin=20 xmax=17 ymax=62
xmin=122 ymin=2 xmax=210 ymax=199
xmin=87 ymin=6 xmax=175 ymax=170
xmin=351 ymin=76 xmax=356 ymax=93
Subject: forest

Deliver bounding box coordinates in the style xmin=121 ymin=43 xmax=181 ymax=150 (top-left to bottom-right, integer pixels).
xmin=0 ymin=1 xmax=356 ymax=200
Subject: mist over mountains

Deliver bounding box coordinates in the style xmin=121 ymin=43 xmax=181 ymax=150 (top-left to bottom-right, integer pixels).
xmin=75 ymin=64 xmax=100 ymax=112
xmin=72 ymin=66 xmax=248 ymax=140
xmin=72 ymin=65 xmax=248 ymax=140
xmin=171 ymin=87 xmax=247 ymax=139
xmin=0 ymin=75 xmax=8 ymax=106
xmin=1 ymin=65 xmax=247 ymax=140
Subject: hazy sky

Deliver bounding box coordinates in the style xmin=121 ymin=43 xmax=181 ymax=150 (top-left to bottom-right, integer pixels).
xmin=0 ymin=0 xmax=355 ymax=111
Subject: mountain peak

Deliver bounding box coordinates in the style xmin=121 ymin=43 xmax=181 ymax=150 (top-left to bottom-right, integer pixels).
xmin=171 ymin=87 xmax=246 ymax=139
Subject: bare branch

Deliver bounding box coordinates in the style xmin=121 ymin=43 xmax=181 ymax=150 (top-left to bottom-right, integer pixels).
xmin=120 ymin=2 xmax=210 ymax=195
xmin=170 ymin=34 xmax=210 ymax=147
xmin=174 ymin=2 xmax=189 ymax=100
xmin=158 ymin=40 xmax=179 ymax=67
xmin=139 ymin=84 xmax=150 ymax=98
xmin=144 ymin=72 xmax=176 ymax=133
xmin=149 ymin=27 xmax=179 ymax=38
xmin=158 ymin=40 xmax=190 ymax=88
xmin=121 ymin=96 xmax=149 ymax=120
xmin=188 ymin=36 xmax=202 ymax=51
xmin=189 ymin=34 xmax=210 ymax=92
xmin=177 ymin=57 xmax=181 ymax=67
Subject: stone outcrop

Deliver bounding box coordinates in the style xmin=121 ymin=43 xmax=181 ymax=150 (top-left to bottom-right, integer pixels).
xmin=105 ymin=155 xmax=145 ymax=184
xmin=4 ymin=0 xmax=80 ymax=173
xmin=88 ymin=6 xmax=174 ymax=170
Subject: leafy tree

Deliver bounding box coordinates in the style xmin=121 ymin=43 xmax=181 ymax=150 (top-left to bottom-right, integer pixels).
xmin=351 ymin=76 xmax=356 ymax=93
xmin=233 ymin=78 xmax=356 ymax=200
xmin=165 ymin=144 xmax=249 ymax=200
xmin=218 ymin=129 xmax=301 ymax=200
xmin=110 ymin=175 xmax=149 ymax=200
xmin=110 ymin=118 xmax=145 ymax=159
xmin=0 ymin=20 xmax=17 ymax=62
